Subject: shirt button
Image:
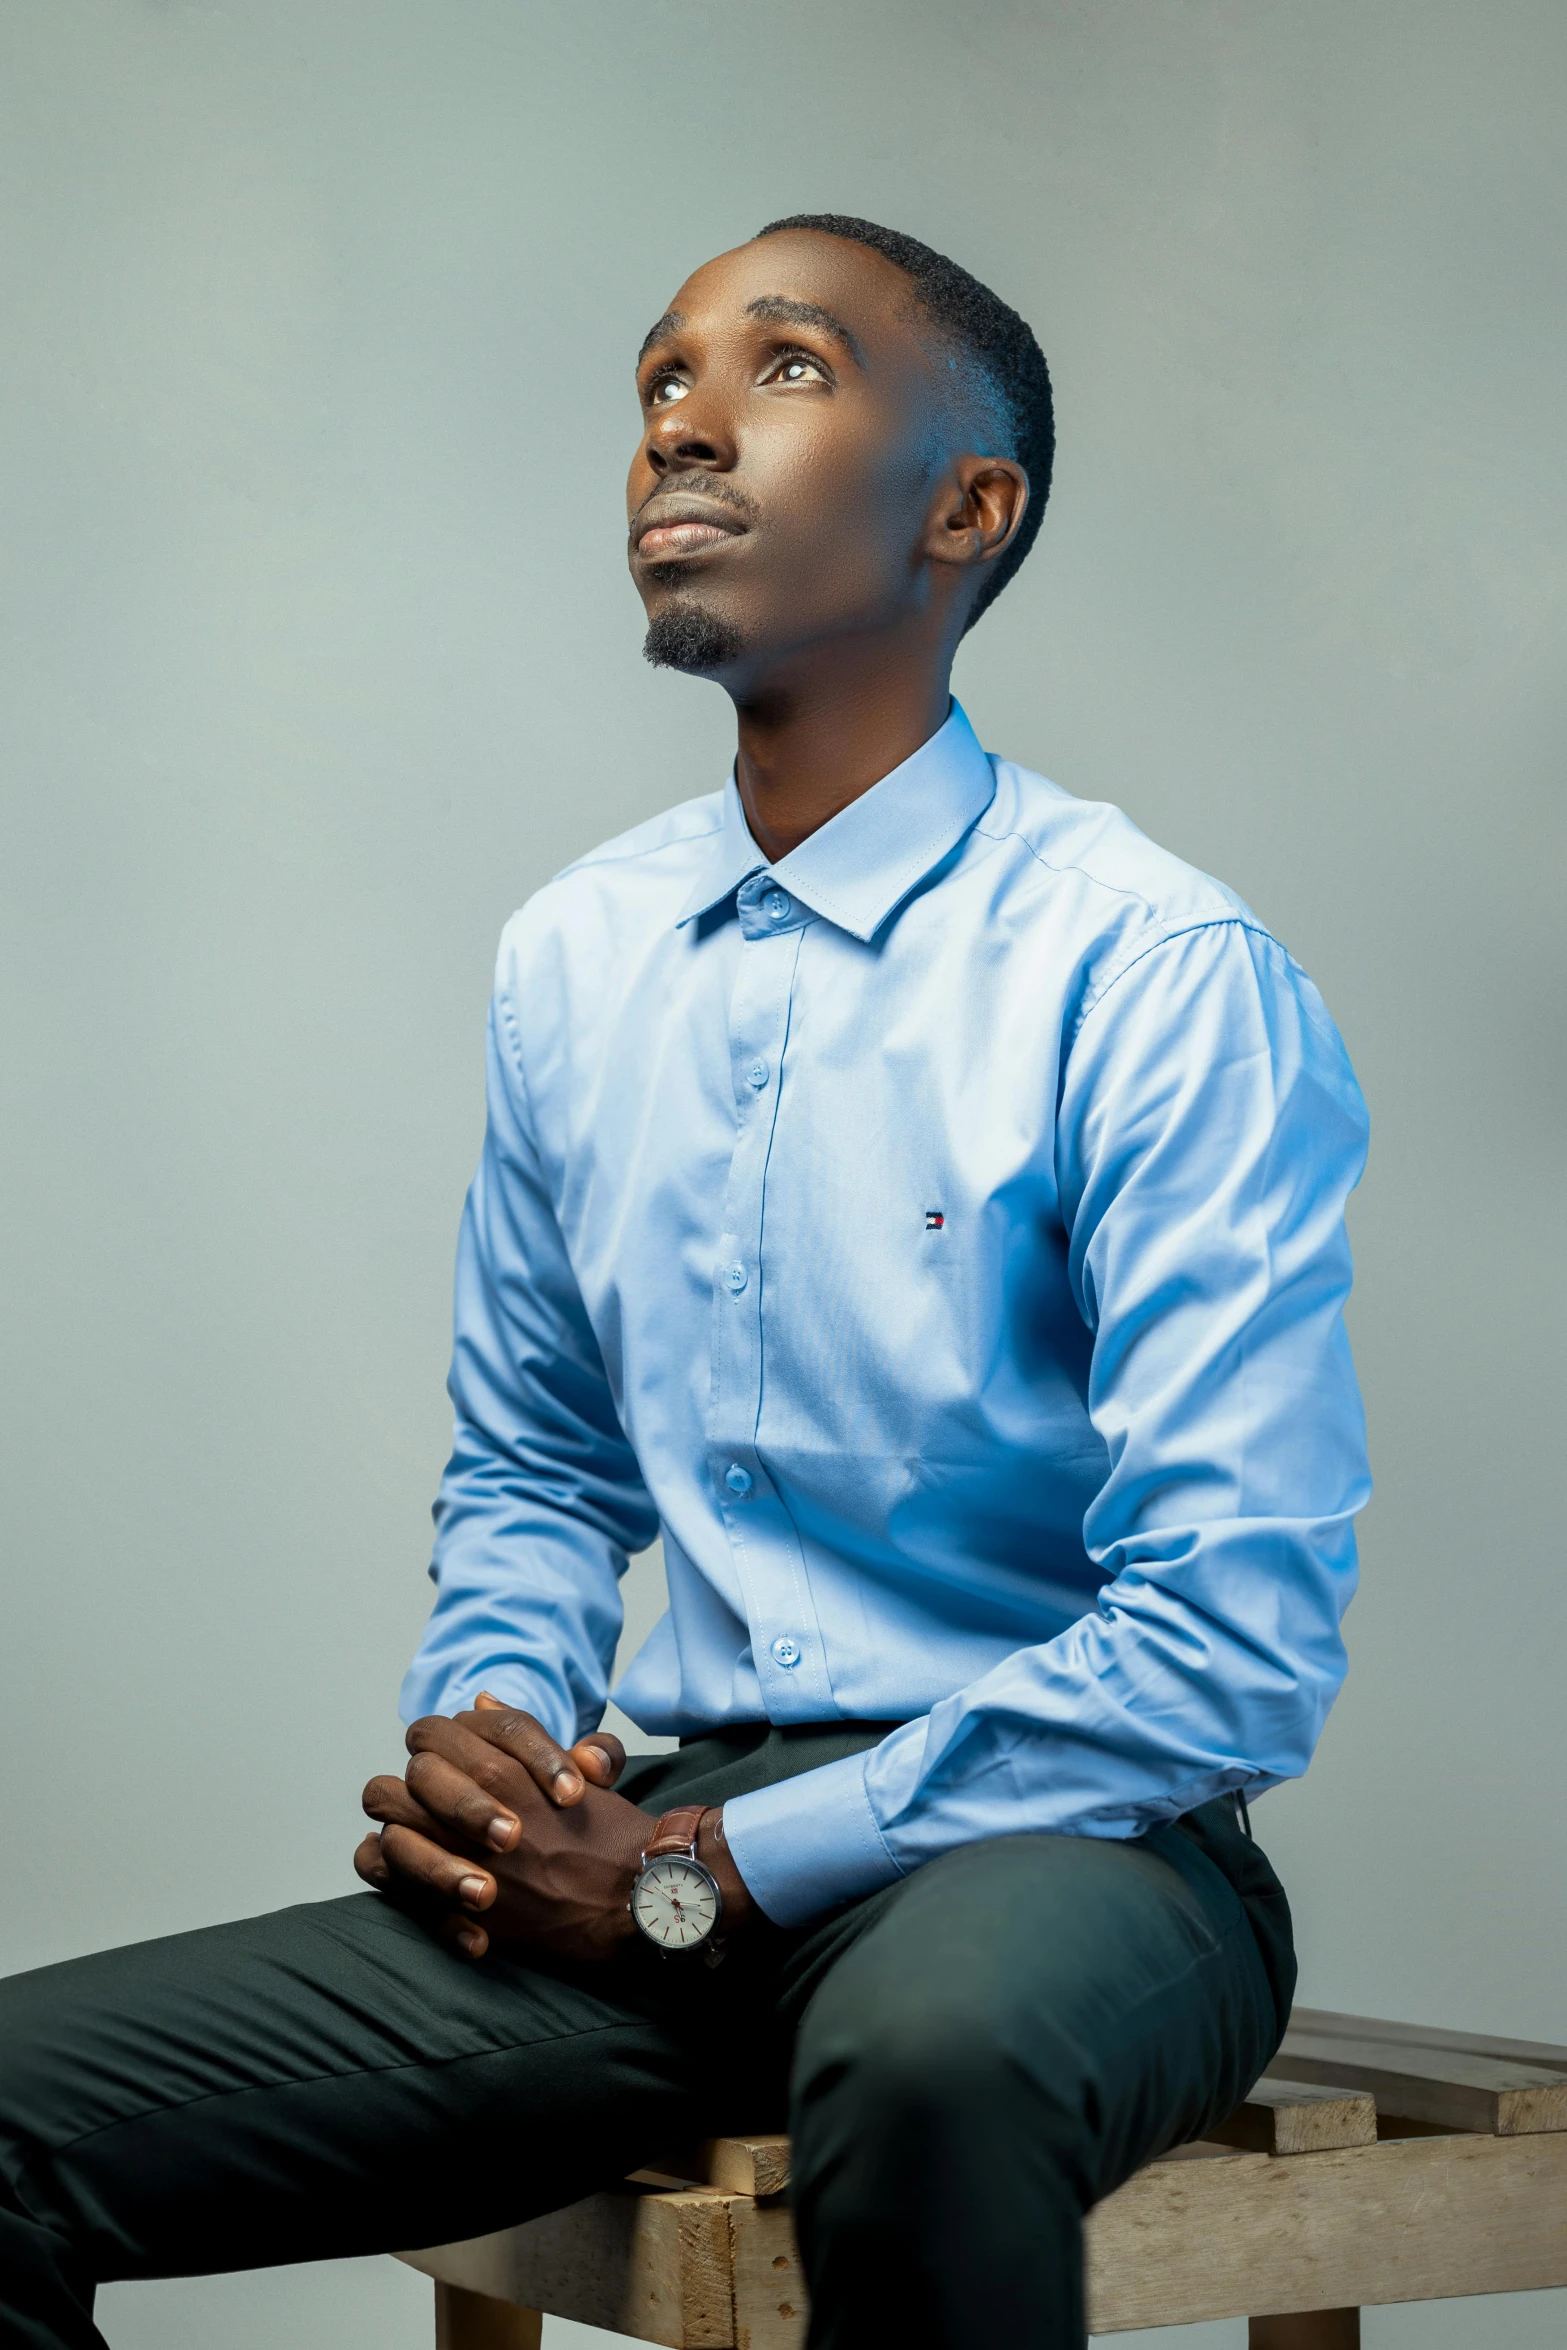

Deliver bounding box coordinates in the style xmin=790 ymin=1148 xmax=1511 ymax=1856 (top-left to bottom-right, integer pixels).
xmin=726 ymin=1261 xmax=748 ymax=1294
xmin=725 ymin=1464 xmax=753 ymax=1497
xmin=764 ymin=889 xmax=791 ymax=922
xmin=771 ymin=1635 xmax=802 ymax=1669
xmin=747 ymin=1059 xmax=770 ymax=1090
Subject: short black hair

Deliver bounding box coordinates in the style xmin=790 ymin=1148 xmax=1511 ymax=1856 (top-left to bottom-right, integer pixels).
xmin=756 ymin=213 xmax=1053 ymax=630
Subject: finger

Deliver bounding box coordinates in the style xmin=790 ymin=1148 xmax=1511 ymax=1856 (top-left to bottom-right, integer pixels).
xmin=405 ymin=1714 xmax=569 ymax=1821
xmin=431 ymin=1701 xmax=586 ymax=1807
xmin=361 ymin=1774 xmax=447 ymax=1834
xmin=437 ymin=1909 xmax=491 ymax=1962
xmin=354 ymin=1831 xmax=391 ymax=1889
xmin=403 ymin=1748 xmax=521 ymax=1852
xmin=357 ymin=1827 xmax=473 ymax=1929
xmin=379 ymin=1821 xmax=495 ymax=1912
xmin=570 ymin=1733 xmax=626 ymax=1788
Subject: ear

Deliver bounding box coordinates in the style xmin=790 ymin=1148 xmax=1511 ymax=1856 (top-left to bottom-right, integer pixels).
xmin=924 ymin=455 xmax=1029 ymax=581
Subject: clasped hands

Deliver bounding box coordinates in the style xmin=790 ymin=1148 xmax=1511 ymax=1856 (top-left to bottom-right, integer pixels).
xmin=355 ymin=1695 xmax=752 ymax=1964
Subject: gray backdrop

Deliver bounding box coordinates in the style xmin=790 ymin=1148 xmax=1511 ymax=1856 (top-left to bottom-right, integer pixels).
xmin=1 ymin=4 xmax=1563 ymax=2346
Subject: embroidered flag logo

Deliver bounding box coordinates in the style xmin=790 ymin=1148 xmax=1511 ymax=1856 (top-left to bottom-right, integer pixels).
xmin=925 ymin=1210 xmax=944 ymax=1230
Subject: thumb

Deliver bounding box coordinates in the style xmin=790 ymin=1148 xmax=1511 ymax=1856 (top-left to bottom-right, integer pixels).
xmin=571 ymin=1732 xmax=627 ymax=1788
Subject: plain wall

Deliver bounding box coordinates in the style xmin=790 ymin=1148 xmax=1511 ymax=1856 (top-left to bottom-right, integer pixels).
xmin=1 ymin=5 xmax=1563 ymax=2346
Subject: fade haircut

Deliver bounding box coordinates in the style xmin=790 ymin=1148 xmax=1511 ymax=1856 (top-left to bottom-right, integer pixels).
xmin=756 ymin=213 xmax=1053 ymax=631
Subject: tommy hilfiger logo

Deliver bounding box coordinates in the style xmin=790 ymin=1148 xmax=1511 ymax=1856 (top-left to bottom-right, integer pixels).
xmin=925 ymin=1210 xmax=945 ymax=1230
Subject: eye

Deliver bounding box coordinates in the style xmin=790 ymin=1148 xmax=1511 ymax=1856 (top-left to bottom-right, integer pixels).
xmin=767 ymin=349 xmax=830 ymax=388
xmin=645 ymin=370 xmax=689 ymax=407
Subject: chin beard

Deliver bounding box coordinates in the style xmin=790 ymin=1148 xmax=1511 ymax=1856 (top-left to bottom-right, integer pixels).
xmin=643 ymin=598 xmax=745 ymax=674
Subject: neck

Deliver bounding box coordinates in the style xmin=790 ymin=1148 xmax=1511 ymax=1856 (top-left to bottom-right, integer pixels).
xmin=728 ymin=634 xmax=954 ymax=863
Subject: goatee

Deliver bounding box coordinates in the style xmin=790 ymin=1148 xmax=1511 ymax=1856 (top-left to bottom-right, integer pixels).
xmin=644 ymin=600 xmax=745 ymax=674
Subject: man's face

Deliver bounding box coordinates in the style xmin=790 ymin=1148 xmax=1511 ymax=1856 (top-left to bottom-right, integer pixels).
xmin=627 ymin=231 xmax=971 ymax=674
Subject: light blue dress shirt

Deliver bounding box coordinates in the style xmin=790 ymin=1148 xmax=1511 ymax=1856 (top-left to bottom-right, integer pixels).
xmin=401 ymin=703 xmax=1370 ymax=1928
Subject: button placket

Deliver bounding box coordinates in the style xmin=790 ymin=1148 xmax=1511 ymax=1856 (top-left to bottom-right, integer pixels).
xmin=706 ymin=908 xmax=832 ymax=1717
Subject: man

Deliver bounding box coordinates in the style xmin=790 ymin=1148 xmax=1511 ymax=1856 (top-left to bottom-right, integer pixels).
xmin=0 ymin=216 xmax=1368 ymax=2349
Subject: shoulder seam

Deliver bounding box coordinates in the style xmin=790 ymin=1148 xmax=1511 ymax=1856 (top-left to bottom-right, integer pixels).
xmin=1072 ymin=915 xmax=1280 ymax=1041
xmin=972 ymin=814 xmax=1165 ymax=925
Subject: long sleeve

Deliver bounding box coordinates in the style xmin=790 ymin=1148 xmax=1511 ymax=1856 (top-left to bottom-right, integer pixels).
xmin=723 ymin=919 xmax=1370 ymax=1924
xmin=398 ymin=962 xmax=659 ymax=1743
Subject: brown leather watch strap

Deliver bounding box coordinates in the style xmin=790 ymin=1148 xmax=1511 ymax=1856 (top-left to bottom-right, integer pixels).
xmin=644 ymin=1805 xmax=708 ymax=1859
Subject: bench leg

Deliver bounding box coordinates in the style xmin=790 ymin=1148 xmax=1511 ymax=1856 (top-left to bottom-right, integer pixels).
xmin=433 ymin=2279 xmax=544 ymax=2350
xmin=1249 ymin=2313 xmax=1360 ymax=2349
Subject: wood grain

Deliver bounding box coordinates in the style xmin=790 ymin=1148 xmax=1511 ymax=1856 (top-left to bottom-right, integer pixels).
xmin=1210 ymin=2080 xmax=1379 ymax=2155
xmin=729 ymin=2196 xmax=808 ymax=2350
xmin=703 ymin=2135 xmax=792 ymax=2198
xmin=402 ymin=2188 xmax=740 ymax=2348
xmin=402 ymin=2056 xmax=1567 ymax=2344
xmin=1084 ymin=2127 xmax=1567 ymax=2332
xmin=1267 ymin=2035 xmax=1567 ymax=2135
xmin=640 ymin=2136 xmax=792 ymax=2199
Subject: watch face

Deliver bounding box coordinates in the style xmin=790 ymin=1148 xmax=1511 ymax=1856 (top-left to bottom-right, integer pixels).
xmin=632 ymin=1855 xmax=720 ymax=1951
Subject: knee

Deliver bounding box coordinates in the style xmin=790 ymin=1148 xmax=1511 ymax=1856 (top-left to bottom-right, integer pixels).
xmin=792 ymin=1979 xmax=1090 ymax=2186
xmin=796 ymin=1993 xmax=995 ymax=2124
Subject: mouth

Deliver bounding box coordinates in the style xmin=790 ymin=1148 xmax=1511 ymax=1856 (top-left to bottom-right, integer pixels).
xmin=632 ymin=495 xmax=750 ymax=563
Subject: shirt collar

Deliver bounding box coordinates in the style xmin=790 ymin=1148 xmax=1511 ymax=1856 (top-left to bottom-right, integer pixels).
xmin=675 ymin=699 xmax=996 ymax=943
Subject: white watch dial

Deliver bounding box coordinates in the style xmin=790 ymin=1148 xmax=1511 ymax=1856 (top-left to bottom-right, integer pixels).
xmin=632 ymin=1855 xmax=720 ymax=1949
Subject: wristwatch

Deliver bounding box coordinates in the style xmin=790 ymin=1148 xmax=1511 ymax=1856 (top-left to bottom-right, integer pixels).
xmin=630 ymin=1806 xmax=723 ymax=1956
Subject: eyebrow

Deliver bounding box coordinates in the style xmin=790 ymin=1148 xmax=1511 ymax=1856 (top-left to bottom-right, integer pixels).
xmin=635 ymin=295 xmax=865 ymax=372
xmin=637 ymin=310 xmax=685 ymax=366
xmin=745 ymin=294 xmax=864 ymax=365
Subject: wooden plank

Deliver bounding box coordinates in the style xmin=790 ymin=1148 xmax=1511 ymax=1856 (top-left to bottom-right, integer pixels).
xmin=405 ymin=2097 xmax=1567 ymax=2344
xmin=433 ymin=2282 xmax=542 ymax=2350
xmin=641 ymin=2136 xmax=792 ymax=2199
xmin=1084 ymin=2126 xmax=1567 ymax=2332
xmin=702 ymin=2135 xmax=792 ymax=2198
xmin=1248 ymin=2314 xmax=1359 ymax=2349
xmin=1209 ymin=2080 xmax=1379 ymax=2156
xmin=729 ymin=2197 xmax=808 ymax=2350
xmin=401 ymin=2187 xmax=739 ymax=2348
xmin=1267 ymin=2035 xmax=1567 ymax=2135
xmin=1289 ymin=2008 xmax=1567 ymax=2076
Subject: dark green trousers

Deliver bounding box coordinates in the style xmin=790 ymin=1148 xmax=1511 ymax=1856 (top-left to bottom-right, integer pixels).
xmin=0 ymin=1727 xmax=1292 ymax=2349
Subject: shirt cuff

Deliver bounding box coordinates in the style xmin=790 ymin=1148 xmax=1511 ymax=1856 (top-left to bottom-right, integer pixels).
xmin=720 ymin=1750 xmax=904 ymax=1928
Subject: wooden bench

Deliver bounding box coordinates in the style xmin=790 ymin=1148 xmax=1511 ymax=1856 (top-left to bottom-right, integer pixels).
xmin=398 ymin=2006 xmax=1567 ymax=2347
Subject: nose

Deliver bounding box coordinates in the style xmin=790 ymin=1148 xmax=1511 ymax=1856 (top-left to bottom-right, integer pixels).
xmin=645 ymin=389 xmax=735 ymax=478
